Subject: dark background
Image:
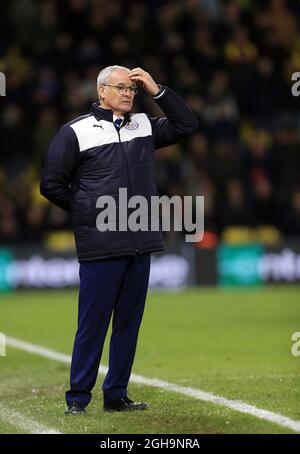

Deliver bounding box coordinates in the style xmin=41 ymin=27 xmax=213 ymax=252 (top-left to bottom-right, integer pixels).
xmin=1 ymin=0 xmax=300 ymax=248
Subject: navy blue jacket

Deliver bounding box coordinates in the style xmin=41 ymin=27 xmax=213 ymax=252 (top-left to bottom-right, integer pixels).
xmin=40 ymin=86 xmax=198 ymax=262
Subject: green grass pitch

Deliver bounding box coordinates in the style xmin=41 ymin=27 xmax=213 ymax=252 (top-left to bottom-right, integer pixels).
xmin=0 ymin=285 xmax=299 ymax=434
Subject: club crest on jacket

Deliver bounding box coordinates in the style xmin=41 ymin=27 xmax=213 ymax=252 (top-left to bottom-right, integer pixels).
xmin=125 ymin=119 xmax=139 ymax=130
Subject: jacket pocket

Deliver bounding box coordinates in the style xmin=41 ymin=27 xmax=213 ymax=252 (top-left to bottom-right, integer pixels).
xmin=71 ymin=197 xmax=90 ymax=227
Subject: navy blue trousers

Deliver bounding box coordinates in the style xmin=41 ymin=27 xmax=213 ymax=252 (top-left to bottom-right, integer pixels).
xmin=65 ymin=253 xmax=151 ymax=407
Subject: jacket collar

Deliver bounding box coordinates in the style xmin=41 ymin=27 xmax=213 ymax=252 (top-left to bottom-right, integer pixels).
xmin=90 ymin=102 xmax=130 ymax=125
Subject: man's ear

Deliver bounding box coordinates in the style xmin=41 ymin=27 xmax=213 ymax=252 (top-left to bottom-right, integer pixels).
xmin=97 ymin=85 xmax=105 ymax=103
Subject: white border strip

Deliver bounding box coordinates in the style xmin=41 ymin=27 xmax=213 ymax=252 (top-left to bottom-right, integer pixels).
xmin=5 ymin=336 xmax=300 ymax=433
xmin=0 ymin=404 xmax=62 ymax=434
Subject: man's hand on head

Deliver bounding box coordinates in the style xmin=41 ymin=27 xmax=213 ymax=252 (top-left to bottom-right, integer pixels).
xmin=129 ymin=68 xmax=160 ymax=96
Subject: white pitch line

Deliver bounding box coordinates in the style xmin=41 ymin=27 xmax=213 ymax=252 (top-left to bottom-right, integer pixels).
xmin=0 ymin=404 xmax=62 ymax=434
xmin=6 ymin=336 xmax=300 ymax=433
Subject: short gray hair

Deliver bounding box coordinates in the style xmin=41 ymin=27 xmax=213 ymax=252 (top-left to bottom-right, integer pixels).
xmin=96 ymin=65 xmax=130 ymax=88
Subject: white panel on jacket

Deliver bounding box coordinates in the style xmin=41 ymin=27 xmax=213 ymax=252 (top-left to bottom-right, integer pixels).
xmin=70 ymin=113 xmax=152 ymax=152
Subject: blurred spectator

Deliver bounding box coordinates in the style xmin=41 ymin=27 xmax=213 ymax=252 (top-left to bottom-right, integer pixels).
xmin=201 ymin=70 xmax=239 ymax=142
xmin=281 ymin=188 xmax=300 ymax=237
xmin=217 ymin=179 xmax=254 ymax=231
xmin=241 ymin=127 xmax=274 ymax=190
xmin=252 ymin=176 xmax=277 ymax=226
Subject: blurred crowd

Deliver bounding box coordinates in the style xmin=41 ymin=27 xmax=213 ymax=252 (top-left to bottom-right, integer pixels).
xmin=1 ymin=0 xmax=300 ymax=246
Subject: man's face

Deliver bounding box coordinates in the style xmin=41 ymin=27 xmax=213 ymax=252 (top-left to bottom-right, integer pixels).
xmin=97 ymin=69 xmax=136 ymax=115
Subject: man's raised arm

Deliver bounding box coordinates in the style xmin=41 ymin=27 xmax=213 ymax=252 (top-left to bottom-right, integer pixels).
xmin=128 ymin=67 xmax=199 ymax=149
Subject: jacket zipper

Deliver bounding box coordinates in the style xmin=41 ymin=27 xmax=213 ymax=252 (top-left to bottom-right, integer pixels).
xmin=116 ymin=128 xmax=139 ymax=255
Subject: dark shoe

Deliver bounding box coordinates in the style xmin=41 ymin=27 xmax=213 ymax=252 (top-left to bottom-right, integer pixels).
xmin=103 ymin=396 xmax=148 ymax=412
xmin=65 ymin=401 xmax=86 ymax=415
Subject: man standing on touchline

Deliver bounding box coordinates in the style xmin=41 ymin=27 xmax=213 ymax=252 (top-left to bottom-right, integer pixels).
xmin=40 ymin=65 xmax=198 ymax=414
